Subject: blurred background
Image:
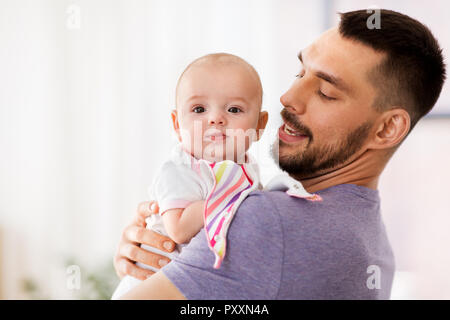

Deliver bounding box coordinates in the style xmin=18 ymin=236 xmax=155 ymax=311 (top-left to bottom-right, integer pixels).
xmin=0 ymin=0 xmax=449 ymax=299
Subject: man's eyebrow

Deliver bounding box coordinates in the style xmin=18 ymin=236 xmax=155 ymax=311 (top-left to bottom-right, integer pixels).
xmin=297 ymin=50 xmax=350 ymax=94
xmin=315 ymin=71 xmax=351 ymax=94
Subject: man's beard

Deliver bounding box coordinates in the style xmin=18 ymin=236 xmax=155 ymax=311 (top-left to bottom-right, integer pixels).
xmin=271 ymin=115 xmax=373 ymax=179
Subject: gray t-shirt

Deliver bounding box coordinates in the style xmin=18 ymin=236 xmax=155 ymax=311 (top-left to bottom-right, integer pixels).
xmin=162 ymin=184 xmax=395 ymax=299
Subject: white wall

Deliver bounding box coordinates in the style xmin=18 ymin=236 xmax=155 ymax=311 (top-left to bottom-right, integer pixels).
xmin=380 ymin=119 xmax=450 ymax=299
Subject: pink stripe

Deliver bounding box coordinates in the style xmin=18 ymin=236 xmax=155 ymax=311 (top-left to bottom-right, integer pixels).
xmin=205 ymin=197 xmax=234 ymax=231
xmin=241 ymin=165 xmax=253 ymax=185
xmin=210 ymin=216 xmax=225 ymax=247
xmin=206 ymin=172 xmax=246 ymax=216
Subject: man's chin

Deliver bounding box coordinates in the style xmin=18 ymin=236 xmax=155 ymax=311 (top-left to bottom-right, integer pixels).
xmin=275 ymin=141 xmax=307 ymax=161
xmin=272 ymin=140 xmax=320 ymax=179
xmin=278 ymin=160 xmax=312 ymax=179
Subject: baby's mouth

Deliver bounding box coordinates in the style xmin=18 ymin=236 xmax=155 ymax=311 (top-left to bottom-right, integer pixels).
xmin=204 ymin=129 xmax=227 ymax=142
xmin=208 ymin=135 xmax=226 ymax=142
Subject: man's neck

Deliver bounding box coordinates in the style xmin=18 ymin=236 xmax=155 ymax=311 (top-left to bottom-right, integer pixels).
xmin=296 ymin=149 xmax=386 ymax=194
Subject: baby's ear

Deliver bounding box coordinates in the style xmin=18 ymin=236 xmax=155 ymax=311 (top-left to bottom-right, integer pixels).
xmin=171 ymin=109 xmax=182 ymax=142
xmin=256 ymin=111 xmax=269 ymax=141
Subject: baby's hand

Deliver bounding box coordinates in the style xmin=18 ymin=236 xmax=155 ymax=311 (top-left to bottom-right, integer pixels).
xmin=113 ymin=201 xmax=176 ymax=280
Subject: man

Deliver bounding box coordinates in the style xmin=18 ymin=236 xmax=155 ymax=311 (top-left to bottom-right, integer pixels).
xmin=113 ymin=9 xmax=446 ymax=299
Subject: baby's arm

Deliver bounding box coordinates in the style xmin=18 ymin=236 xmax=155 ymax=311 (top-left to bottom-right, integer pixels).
xmin=162 ymin=200 xmax=205 ymax=244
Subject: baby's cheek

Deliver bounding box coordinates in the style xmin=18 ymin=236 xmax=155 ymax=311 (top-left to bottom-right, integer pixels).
xmin=178 ymin=127 xmax=195 ymax=149
xmin=230 ymin=134 xmax=252 ymax=155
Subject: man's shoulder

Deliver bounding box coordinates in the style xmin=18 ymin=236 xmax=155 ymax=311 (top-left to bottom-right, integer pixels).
xmin=232 ymin=190 xmax=307 ymax=233
xmin=163 ymin=184 xmax=393 ymax=299
xmin=228 ymin=189 xmax=317 ymax=247
xmin=230 ymin=190 xmax=285 ymax=235
xmin=235 ymin=186 xmax=393 ymax=299
xmin=232 ymin=189 xmax=314 ymax=231
xmin=240 ymin=183 xmax=381 ymax=214
xmin=234 ymin=184 xmax=382 ymax=244
xmin=233 ymin=187 xmax=326 ymax=224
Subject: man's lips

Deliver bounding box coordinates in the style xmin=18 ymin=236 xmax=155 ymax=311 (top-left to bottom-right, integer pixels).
xmin=278 ymin=123 xmax=309 ymax=143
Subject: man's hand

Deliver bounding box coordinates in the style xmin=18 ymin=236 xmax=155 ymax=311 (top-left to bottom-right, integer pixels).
xmin=114 ymin=201 xmax=176 ymax=280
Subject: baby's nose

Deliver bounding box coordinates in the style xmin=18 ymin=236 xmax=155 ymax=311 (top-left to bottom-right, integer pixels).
xmin=209 ymin=119 xmax=224 ymax=125
xmin=208 ymin=113 xmax=225 ymax=125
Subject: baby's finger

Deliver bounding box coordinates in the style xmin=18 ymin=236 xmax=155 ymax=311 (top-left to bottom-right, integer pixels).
xmin=150 ymin=202 xmax=159 ymax=214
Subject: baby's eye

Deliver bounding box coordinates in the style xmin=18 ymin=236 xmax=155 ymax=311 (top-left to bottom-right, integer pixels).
xmin=193 ymin=106 xmax=205 ymax=113
xmin=228 ymin=106 xmax=241 ymax=113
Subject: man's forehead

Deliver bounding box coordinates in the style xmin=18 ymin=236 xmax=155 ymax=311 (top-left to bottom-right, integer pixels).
xmin=300 ymin=28 xmax=385 ymax=93
xmin=303 ymin=28 xmax=385 ymax=69
xmin=303 ymin=28 xmax=347 ymax=64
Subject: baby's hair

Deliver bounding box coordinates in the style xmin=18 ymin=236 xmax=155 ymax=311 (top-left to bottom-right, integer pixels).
xmin=175 ymin=53 xmax=263 ymax=108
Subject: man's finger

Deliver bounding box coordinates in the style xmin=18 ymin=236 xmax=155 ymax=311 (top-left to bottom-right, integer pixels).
xmin=118 ymin=258 xmax=155 ymax=281
xmin=119 ymin=243 xmax=171 ymax=270
xmin=125 ymin=225 xmax=176 ymax=253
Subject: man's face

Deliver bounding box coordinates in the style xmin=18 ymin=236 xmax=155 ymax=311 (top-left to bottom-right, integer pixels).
xmin=273 ymin=28 xmax=386 ymax=179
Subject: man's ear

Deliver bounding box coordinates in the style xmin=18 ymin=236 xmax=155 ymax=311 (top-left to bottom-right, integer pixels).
xmin=171 ymin=109 xmax=182 ymax=142
xmin=256 ymin=111 xmax=269 ymax=141
xmin=367 ymin=108 xmax=410 ymax=150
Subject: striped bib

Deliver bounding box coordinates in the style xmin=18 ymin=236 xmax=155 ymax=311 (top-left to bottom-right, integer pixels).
xmin=203 ymin=162 xmax=322 ymax=269
xmin=203 ymin=160 xmax=258 ymax=269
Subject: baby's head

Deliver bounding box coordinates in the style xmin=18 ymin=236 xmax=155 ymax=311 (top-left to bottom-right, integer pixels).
xmin=172 ymin=53 xmax=268 ymax=163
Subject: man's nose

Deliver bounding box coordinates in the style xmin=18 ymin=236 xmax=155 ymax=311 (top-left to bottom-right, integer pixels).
xmin=280 ymin=79 xmax=309 ymax=114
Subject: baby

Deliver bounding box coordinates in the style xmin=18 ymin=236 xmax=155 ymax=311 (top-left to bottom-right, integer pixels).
xmin=111 ymin=53 xmax=269 ymax=299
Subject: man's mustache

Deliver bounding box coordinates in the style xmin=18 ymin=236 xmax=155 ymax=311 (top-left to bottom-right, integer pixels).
xmin=280 ymin=109 xmax=313 ymax=141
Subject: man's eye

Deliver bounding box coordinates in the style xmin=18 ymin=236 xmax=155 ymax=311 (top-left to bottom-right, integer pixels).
xmin=317 ymin=90 xmax=336 ymax=101
xmin=228 ymin=107 xmax=241 ymax=113
xmin=193 ymin=106 xmax=205 ymax=113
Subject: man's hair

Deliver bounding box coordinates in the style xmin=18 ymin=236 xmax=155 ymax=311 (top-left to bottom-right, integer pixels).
xmin=339 ymin=9 xmax=446 ymax=132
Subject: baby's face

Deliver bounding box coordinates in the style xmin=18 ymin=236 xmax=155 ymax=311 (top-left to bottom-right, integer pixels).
xmin=173 ymin=61 xmax=267 ymax=163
